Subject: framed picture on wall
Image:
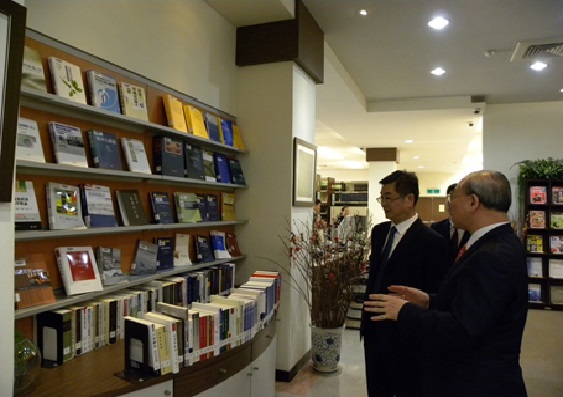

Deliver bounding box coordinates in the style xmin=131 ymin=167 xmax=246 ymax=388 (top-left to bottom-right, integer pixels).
xmin=0 ymin=0 xmax=26 ymax=202
xmin=292 ymin=137 xmax=317 ymax=207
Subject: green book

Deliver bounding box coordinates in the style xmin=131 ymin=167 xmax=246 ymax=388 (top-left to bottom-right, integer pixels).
xmin=174 ymin=192 xmax=202 ymax=223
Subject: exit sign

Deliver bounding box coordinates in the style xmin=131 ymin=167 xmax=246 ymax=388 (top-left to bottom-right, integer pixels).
xmin=426 ymin=189 xmax=440 ymax=194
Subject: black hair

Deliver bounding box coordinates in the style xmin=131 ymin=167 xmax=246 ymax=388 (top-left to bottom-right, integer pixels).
xmin=379 ymin=170 xmax=419 ymax=204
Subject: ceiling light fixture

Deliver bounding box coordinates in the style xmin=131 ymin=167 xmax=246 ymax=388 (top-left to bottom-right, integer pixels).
xmin=418 ymin=165 xmax=425 ymax=169
xmin=404 ymin=139 xmax=414 ymax=143
xmin=428 ymin=16 xmax=449 ymax=30
xmin=412 ymin=155 xmax=420 ymax=160
xmin=431 ymin=67 xmax=446 ymax=76
xmin=530 ymin=61 xmax=547 ymax=71
xmin=560 ymin=88 xmax=563 ymax=93
xmin=358 ymin=9 xmax=370 ymax=16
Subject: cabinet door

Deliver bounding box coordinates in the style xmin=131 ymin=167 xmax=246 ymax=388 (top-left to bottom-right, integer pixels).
xmin=196 ymin=367 xmax=251 ymax=397
xmin=250 ymin=336 xmax=277 ymax=397
xmin=119 ymin=380 xmax=173 ymax=397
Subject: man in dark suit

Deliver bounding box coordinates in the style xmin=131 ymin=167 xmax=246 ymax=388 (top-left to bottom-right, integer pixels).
xmin=366 ymin=170 xmax=528 ymax=397
xmin=431 ymin=183 xmax=471 ymax=266
xmin=361 ymin=170 xmax=449 ymax=397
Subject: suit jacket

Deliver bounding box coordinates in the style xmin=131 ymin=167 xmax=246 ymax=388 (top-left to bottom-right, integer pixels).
xmin=398 ymin=223 xmax=528 ymax=397
xmin=431 ymin=218 xmax=470 ymax=265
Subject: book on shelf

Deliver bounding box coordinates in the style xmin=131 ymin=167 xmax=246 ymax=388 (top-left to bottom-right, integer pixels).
xmin=529 ymin=210 xmax=546 ymax=229
xmin=205 ymin=193 xmax=220 ymax=222
xmin=14 ymin=255 xmax=56 ymax=309
xmin=153 ymin=136 xmax=184 ymax=177
xmin=163 ymin=94 xmax=188 ymax=133
xmin=149 ymin=191 xmax=174 ymax=224
xmin=118 ymin=82 xmax=149 ymax=121
xmin=174 ymin=192 xmax=201 ymax=223
xmin=154 ymin=323 xmax=173 ymax=375
xmin=210 ymin=230 xmax=231 ymax=259
xmin=155 ymin=236 xmax=174 ymax=272
xmin=16 ymin=117 xmax=45 ymax=163
xmin=228 ymin=158 xmax=246 ymax=185
xmin=528 ymin=284 xmax=542 ymax=303
xmin=529 ymin=185 xmax=547 ymax=205
xmin=124 ymin=316 xmax=158 ymax=379
xmin=116 ymin=189 xmax=148 ymax=226
xmin=552 ymin=186 xmax=563 ymax=205
xmin=202 ymin=150 xmax=216 ymax=182
xmin=219 ymin=118 xmax=234 ymax=147
xmin=49 ymin=122 xmax=88 ymax=168
xmin=213 ymin=152 xmax=231 ymax=184
xmin=95 ymin=247 xmax=126 ymax=286
xmin=183 ymin=104 xmax=208 ymax=139
xmin=204 ymin=112 xmax=221 ymax=143
xmin=131 ymin=240 xmax=159 ymax=276
xmin=195 ymin=235 xmax=215 ymax=263
xmin=21 ymin=45 xmax=47 ymax=92
xmin=86 ymin=70 xmax=121 ymax=114
xmin=548 ymin=258 xmax=563 ymax=279
xmin=121 ymin=137 xmax=152 ymax=174
xmin=46 ymin=182 xmax=86 ymax=230
xmin=37 ymin=309 xmax=73 ymax=368
xmin=48 ymin=56 xmax=87 ymax=104
xmin=14 ymin=180 xmax=42 ymax=231
xmin=196 ymin=193 xmax=208 ymax=222
xmin=526 ymin=234 xmax=543 ymax=253
xmin=232 ymin=124 xmax=246 ymax=150
xmin=155 ymin=302 xmax=191 ymax=366
xmin=221 ymin=192 xmax=236 ymax=221
xmin=550 ymin=235 xmax=563 ymax=255
xmin=184 ymin=142 xmax=205 ymax=181
xmin=526 ymin=257 xmax=543 ymax=278
xmin=174 ymin=233 xmax=194 ymax=267
xmin=80 ymin=183 xmax=118 ymax=228
xmin=550 ymin=286 xmax=563 ymax=305
xmin=55 ymin=246 xmax=103 ymax=295
xmin=143 ymin=312 xmax=181 ymax=373
xmin=550 ymin=213 xmax=563 ymax=229
xmin=226 ymin=232 xmax=242 ymax=257
xmin=87 ymin=130 xmax=123 ymax=170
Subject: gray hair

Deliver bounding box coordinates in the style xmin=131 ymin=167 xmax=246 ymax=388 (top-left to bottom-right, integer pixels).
xmin=460 ymin=170 xmax=511 ymax=212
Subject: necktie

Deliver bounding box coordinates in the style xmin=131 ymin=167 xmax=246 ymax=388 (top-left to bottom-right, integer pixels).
xmin=454 ymin=244 xmax=467 ymax=264
xmin=372 ymin=226 xmax=397 ymax=293
xmin=450 ymin=228 xmax=459 ymax=254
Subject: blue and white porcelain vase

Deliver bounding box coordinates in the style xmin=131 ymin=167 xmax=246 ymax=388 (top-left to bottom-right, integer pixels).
xmin=311 ymin=325 xmax=345 ymax=373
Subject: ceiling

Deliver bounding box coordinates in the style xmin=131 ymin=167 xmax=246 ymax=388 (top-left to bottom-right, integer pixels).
xmin=206 ymin=0 xmax=563 ymax=177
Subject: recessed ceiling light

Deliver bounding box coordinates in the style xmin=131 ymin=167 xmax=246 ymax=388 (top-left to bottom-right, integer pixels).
xmin=418 ymin=165 xmax=425 ymax=169
xmin=358 ymin=9 xmax=370 ymax=16
xmin=431 ymin=67 xmax=446 ymax=76
xmin=428 ymin=16 xmax=449 ymax=30
xmin=560 ymin=88 xmax=563 ymax=93
xmin=412 ymin=155 xmax=420 ymax=160
xmin=404 ymin=139 xmax=414 ymax=143
xmin=530 ymin=61 xmax=547 ymax=71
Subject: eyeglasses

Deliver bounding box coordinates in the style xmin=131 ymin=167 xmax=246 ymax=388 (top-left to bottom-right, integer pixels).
xmin=447 ymin=193 xmax=473 ymax=203
xmin=376 ymin=196 xmax=404 ymax=205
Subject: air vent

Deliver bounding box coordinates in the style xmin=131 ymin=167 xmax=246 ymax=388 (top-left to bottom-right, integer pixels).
xmin=510 ymin=37 xmax=563 ymax=62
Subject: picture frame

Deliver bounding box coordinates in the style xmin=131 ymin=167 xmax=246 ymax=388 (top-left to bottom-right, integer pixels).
xmin=0 ymin=0 xmax=26 ymax=202
xmin=292 ymin=137 xmax=317 ymax=207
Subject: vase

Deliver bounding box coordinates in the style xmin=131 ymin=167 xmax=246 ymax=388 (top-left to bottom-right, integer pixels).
xmin=14 ymin=338 xmax=41 ymax=395
xmin=311 ymin=325 xmax=345 ymax=373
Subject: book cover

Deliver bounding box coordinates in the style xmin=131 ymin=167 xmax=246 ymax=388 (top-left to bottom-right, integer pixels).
xmin=552 ymin=186 xmax=563 ymax=205
xmin=548 ymin=258 xmax=563 ymax=279
xmin=88 ymin=130 xmax=123 ymax=170
xmin=196 ymin=193 xmax=208 ymax=222
xmin=143 ymin=312 xmax=181 ymax=373
xmin=219 ymin=118 xmax=234 ymax=147
xmin=14 ymin=180 xmax=42 ymax=231
xmin=528 ymin=284 xmax=542 ymax=303
xmin=14 ymin=255 xmax=56 ymax=309
xmin=195 ymin=235 xmax=215 ymax=263
xmin=204 ymin=112 xmax=221 ymax=143
xmin=550 ymin=235 xmax=563 ymax=255
xmin=228 ymin=159 xmax=246 ymax=185
xmin=150 ymin=191 xmax=174 ymax=224
xmin=213 ymin=152 xmax=231 ymax=184
xmin=86 ymin=70 xmax=121 ymax=114
xmin=184 ymin=142 xmax=205 ymax=181
xmin=118 ymin=82 xmax=149 ymax=121
xmin=550 ymin=286 xmax=563 ymax=305
xmin=155 ymin=236 xmax=174 ymax=272
xmin=174 ymin=192 xmax=201 ymax=223
xmin=96 ymin=247 xmax=126 ymax=286
xmin=124 ymin=316 xmax=156 ymax=379
xmin=206 ymin=194 xmax=220 ymax=222
xmin=232 ymin=124 xmax=246 ymax=150
xmin=529 ymin=186 xmax=547 ymax=205
xmin=226 ymin=233 xmax=242 ymax=257
xmin=163 ymin=94 xmax=188 ymax=133
xmin=551 ymin=213 xmax=563 ymax=229
xmin=116 ymin=190 xmax=148 ymax=227
xmin=174 ymin=233 xmax=194 ymax=267
xmin=202 ymin=150 xmax=216 ymax=182
xmin=153 ymin=136 xmax=184 ymax=177
xmin=46 ymin=182 xmax=86 ymax=230
xmin=526 ymin=257 xmax=543 ymax=278
xmin=121 ymin=138 xmax=152 ymax=174
xmin=48 ymin=57 xmax=87 ymax=104
xmin=55 ymin=246 xmax=103 ymax=295
xmin=16 ymin=117 xmax=45 ymax=163
xmin=21 ymin=46 xmax=47 ymax=92
xmin=221 ymin=192 xmax=236 ymax=221
xmin=529 ymin=210 xmax=546 ymax=229
xmin=37 ymin=309 xmax=73 ymax=367
xmin=526 ymin=234 xmax=543 ymax=253
xmin=49 ymin=122 xmax=88 ymax=168
xmin=132 ymin=240 xmax=159 ymax=276
xmin=210 ymin=231 xmax=231 ymax=259
xmin=80 ymin=183 xmax=118 ymax=228
xmin=183 ymin=104 xmax=208 ymax=139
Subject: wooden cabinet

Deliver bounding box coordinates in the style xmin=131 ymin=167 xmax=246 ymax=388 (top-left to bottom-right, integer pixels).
xmin=119 ymin=380 xmax=173 ymax=397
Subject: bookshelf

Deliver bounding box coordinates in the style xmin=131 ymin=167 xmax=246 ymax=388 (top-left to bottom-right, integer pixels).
xmin=523 ymin=178 xmax=563 ymax=310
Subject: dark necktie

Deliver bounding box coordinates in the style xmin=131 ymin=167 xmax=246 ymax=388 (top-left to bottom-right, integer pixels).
xmin=454 ymin=244 xmax=467 ymax=264
xmin=451 ymin=227 xmax=459 ymax=254
xmin=373 ymin=226 xmax=397 ymax=293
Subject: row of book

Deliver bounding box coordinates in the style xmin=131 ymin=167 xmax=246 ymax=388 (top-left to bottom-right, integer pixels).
xmin=526 ymin=234 xmax=563 ymax=255
xmin=16 ymin=118 xmax=246 ymax=185
xmin=22 ymin=46 xmax=245 ymax=148
xmin=528 ymin=284 xmax=563 ymax=305
xmin=35 ymin=270 xmax=281 ymax=377
xmin=526 ymin=257 xmax=563 ymax=279
xmin=528 ymin=211 xmax=563 ymax=229
xmin=15 ymin=179 xmax=237 ymax=231
xmin=529 ymin=185 xmax=563 ymax=205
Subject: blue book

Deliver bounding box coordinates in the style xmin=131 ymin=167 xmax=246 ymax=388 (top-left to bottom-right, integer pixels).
xmin=228 ymin=159 xmax=246 ymax=185
xmin=213 ymin=153 xmax=231 ymax=184
xmin=204 ymin=112 xmax=221 ymax=143
xmin=88 ymin=130 xmax=123 ymax=170
xmin=195 ymin=235 xmax=215 ymax=263
xmin=80 ymin=184 xmax=118 ymax=228
xmin=153 ymin=136 xmax=184 ymax=177
xmin=86 ymin=70 xmax=121 ymax=114
xmin=206 ymin=193 xmax=220 ymax=222
xmin=219 ymin=118 xmax=234 ymax=147
xmin=184 ymin=142 xmax=205 ymax=180
xmin=196 ymin=193 xmax=208 ymax=222
xmin=149 ymin=192 xmax=174 ymax=224
xmin=154 ymin=236 xmax=174 ymax=271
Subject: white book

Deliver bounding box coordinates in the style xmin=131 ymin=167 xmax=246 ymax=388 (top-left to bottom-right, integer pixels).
xmin=174 ymin=233 xmax=193 ymax=267
xmin=16 ymin=117 xmax=45 ymax=162
xmin=143 ymin=312 xmax=181 ymax=373
xmin=48 ymin=57 xmax=87 ymax=104
xmin=121 ymin=137 xmax=151 ymax=174
xmin=549 ymin=259 xmax=563 ymax=279
xmin=118 ymin=82 xmax=149 ymax=121
xmin=14 ymin=180 xmax=42 ymax=230
xmin=46 ymin=182 xmax=86 ymax=230
xmin=55 ymin=246 xmax=103 ymax=295
xmin=49 ymin=122 xmax=88 ymax=168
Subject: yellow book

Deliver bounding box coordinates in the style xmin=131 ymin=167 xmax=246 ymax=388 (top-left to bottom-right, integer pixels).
xmin=162 ymin=94 xmax=187 ymax=133
xmin=221 ymin=192 xmax=236 ymax=221
xmin=183 ymin=104 xmax=208 ymax=139
xmin=232 ymin=124 xmax=246 ymax=150
xmin=155 ymin=323 xmax=172 ymax=375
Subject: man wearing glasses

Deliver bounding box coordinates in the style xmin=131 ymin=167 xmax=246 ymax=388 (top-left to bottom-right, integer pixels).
xmin=362 ymin=170 xmax=449 ymax=397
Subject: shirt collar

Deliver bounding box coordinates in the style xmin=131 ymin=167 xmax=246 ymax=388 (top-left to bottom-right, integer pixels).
xmin=465 ymin=221 xmax=509 ymax=249
xmin=392 ymin=213 xmax=418 ymax=236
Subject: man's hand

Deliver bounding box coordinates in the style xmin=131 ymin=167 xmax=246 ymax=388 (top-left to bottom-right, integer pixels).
xmin=388 ymin=285 xmax=430 ymax=309
xmin=364 ymin=294 xmax=406 ymax=321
